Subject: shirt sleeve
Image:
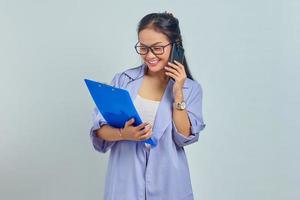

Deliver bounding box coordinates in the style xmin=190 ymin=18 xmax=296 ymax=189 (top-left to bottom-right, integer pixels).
xmin=89 ymin=73 xmax=123 ymax=153
xmin=172 ymin=81 xmax=206 ymax=147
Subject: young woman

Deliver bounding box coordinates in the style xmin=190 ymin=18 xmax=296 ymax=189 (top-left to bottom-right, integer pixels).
xmin=90 ymin=12 xmax=206 ymax=200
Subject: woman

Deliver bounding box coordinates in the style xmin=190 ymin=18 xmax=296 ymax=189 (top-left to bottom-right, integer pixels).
xmin=90 ymin=12 xmax=206 ymax=200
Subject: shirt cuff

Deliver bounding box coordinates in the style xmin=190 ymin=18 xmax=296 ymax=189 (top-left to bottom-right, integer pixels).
xmin=90 ymin=121 xmax=115 ymax=153
xmin=172 ymin=120 xmax=206 ymax=147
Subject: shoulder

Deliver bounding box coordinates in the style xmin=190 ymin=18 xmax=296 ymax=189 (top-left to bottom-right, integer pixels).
xmin=183 ymin=78 xmax=204 ymax=102
xmin=123 ymin=65 xmax=144 ymax=76
xmin=185 ymin=78 xmax=203 ymax=93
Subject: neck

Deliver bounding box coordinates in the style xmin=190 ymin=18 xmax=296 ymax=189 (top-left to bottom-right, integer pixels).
xmin=145 ymin=67 xmax=170 ymax=84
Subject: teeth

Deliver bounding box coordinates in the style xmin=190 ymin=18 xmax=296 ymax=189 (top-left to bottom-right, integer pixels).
xmin=148 ymin=60 xmax=159 ymax=64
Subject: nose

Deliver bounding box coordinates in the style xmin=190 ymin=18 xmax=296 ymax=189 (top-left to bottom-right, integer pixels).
xmin=145 ymin=49 xmax=157 ymax=59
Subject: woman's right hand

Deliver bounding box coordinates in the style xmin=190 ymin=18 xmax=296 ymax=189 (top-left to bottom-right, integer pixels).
xmin=120 ymin=118 xmax=152 ymax=141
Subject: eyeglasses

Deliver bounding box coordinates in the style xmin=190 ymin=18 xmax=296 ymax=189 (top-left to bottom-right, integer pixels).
xmin=134 ymin=42 xmax=173 ymax=55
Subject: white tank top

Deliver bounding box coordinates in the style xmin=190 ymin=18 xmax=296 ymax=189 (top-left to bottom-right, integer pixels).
xmin=133 ymin=94 xmax=160 ymax=150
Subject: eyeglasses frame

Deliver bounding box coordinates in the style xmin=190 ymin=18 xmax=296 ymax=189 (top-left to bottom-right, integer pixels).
xmin=134 ymin=41 xmax=174 ymax=55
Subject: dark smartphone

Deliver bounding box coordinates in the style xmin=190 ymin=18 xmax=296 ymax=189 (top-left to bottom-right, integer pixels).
xmin=169 ymin=43 xmax=185 ymax=64
xmin=168 ymin=43 xmax=185 ymax=81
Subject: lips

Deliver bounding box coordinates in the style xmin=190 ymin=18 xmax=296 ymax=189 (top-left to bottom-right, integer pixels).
xmin=147 ymin=59 xmax=160 ymax=66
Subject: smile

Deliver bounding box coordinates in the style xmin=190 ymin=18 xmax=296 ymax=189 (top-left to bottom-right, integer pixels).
xmin=147 ymin=59 xmax=160 ymax=65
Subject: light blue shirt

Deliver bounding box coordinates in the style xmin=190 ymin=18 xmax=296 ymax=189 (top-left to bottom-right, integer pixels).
xmin=90 ymin=64 xmax=206 ymax=200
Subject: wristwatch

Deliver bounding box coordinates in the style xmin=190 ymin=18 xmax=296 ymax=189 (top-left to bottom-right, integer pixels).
xmin=174 ymin=101 xmax=186 ymax=110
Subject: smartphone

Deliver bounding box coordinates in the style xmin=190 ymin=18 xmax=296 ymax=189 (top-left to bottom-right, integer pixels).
xmin=169 ymin=43 xmax=185 ymax=64
xmin=168 ymin=43 xmax=185 ymax=81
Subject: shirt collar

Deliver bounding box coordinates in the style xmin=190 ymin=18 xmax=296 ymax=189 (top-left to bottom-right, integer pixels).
xmin=123 ymin=63 xmax=189 ymax=89
xmin=123 ymin=64 xmax=146 ymax=81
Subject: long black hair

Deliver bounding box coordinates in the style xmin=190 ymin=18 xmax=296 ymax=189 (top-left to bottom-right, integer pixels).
xmin=137 ymin=12 xmax=194 ymax=80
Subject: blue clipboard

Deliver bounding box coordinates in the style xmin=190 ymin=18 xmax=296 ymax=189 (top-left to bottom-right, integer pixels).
xmin=84 ymin=79 xmax=157 ymax=147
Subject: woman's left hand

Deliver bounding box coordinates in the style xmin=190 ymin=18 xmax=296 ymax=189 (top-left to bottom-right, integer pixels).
xmin=164 ymin=60 xmax=187 ymax=98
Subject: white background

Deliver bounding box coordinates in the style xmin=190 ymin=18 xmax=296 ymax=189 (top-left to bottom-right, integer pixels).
xmin=0 ymin=0 xmax=299 ymax=199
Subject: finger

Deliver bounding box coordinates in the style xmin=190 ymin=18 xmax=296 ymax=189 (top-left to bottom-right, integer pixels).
xmin=136 ymin=122 xmax=150 ymax=130
xmin=174 ymin=60 xmax=187 ymax=77
xmin=166 ymin=63 xmax=183 ymax=75
xmin=164 ymin=66 xmax=181 ymax=76
xmin=138 ymin=125 xmax=152 ymax=136
xmin=139 ymin=130 xmax=152 ymax=141
xmin=165 ymin=71 xmax=178 ymax=80
xmin=139 ymin=129 xmax=152 ymax=140
xmin=167 ymin=61 xmax=183 ymax=71
xmin=173 ymin=60 xmax=185 ymax=69
xmin=125 ymin=118 xmax=135 ymax=126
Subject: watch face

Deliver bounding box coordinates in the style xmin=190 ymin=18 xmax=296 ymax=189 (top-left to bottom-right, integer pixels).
xmin=181 ymin=102 xmax=186 ymax=109
xmin=176 ymin=101 xmax=186 ymax=110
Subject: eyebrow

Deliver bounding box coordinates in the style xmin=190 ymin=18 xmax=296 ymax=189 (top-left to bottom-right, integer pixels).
xmin=139 ymin=42 xmax=163 ymax=46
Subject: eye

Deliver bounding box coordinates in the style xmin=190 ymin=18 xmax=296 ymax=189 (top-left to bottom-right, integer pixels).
xmin=139 ymin=46 xmax=148 ymax=51
xmin=153 ymin=47 xmax=162 ymax=50
xmin=152 ymin=47 xmax=163 ymax=51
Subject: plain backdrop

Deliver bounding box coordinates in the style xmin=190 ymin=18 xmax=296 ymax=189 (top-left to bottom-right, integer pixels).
xmin=0 ymin=0 xmax=299 ymax=200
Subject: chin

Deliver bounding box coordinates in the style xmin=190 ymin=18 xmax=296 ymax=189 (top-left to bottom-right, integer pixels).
xmin=145 ymin=61 xmax=166 ymax=72
xmin=146 ymin=65 xmax=164 ymax=73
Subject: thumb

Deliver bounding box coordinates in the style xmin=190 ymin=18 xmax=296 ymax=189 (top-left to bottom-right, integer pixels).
xmin=126 ymin=118 xmax=135 ymax=126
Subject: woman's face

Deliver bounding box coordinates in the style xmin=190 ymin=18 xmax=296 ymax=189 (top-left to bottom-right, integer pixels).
xmin=138 ymin=28 xmax=172 ymax=74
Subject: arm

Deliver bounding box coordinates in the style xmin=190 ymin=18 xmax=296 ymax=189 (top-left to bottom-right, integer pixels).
xmin=96 ymin=120 xmax=152 ymax=142
xmin=172 ymin=90 xmax=191 ymax=137
xmin=89 ymin=73 xmax=123 ymax=153
xmin=95 ymin=124 xmax=123 ymax=141
xmin=172 ymin=82 xmax=206 ymax=147
xmin=90 ymin=107 xmax=119 ymax=153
